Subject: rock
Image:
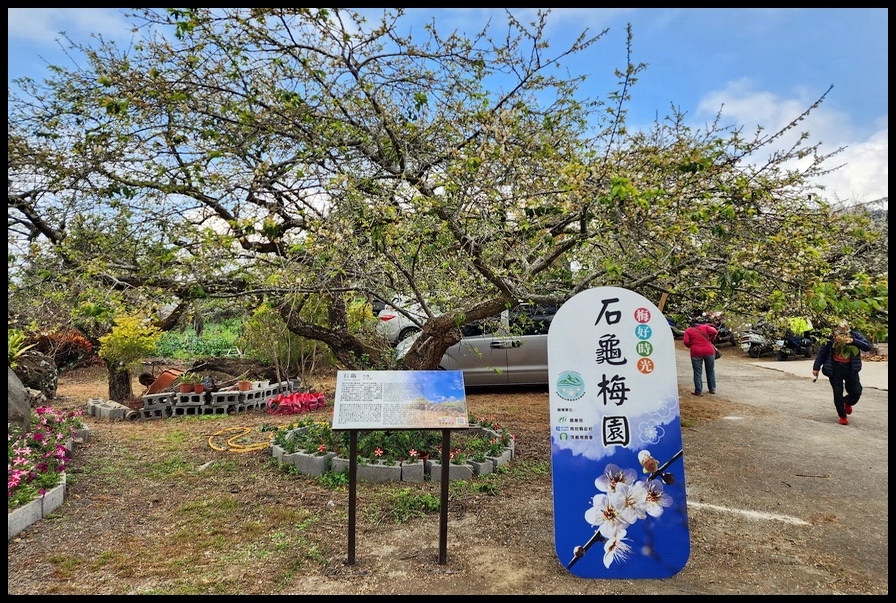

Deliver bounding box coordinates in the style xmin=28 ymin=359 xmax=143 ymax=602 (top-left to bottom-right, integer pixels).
xmin=12 ymin=351 xmax=59 ymax=400
xmin=8 ymin=366 xmax=31 ymax=430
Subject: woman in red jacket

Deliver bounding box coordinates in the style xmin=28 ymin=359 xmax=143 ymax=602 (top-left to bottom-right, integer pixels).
xmin=683 ymin=315 xmax=719 ymax=396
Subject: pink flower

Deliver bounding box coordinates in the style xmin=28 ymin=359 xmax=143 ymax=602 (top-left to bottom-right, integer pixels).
xmin=374 ymin=447 xmax=384 ymax=457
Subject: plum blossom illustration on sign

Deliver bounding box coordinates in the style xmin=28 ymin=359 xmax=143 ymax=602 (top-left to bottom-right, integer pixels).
xmin=568 ymin=449 xmax=681 ymax=569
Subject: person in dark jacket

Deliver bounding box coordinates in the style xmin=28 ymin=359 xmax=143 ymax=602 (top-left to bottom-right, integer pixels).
xmin=683 ymin=315 xmax=719 ymax=396
xmin=812 ymin=320 xmax=873 ymax=425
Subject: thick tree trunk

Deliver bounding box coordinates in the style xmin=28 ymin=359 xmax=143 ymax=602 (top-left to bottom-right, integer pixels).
xmin=105 ymin=361 xmax=135 ymax=402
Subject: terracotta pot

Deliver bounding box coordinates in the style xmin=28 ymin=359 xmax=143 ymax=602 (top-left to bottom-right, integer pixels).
xmin=237 ymin=380 xmax=252 ymax=391
xmin=193 ymin=383 xmax=206 ymax=394
xmin=145 ymin=369 xmax=183 ymax=395
xmin=179 ymin=383 xmax=193 ymax=393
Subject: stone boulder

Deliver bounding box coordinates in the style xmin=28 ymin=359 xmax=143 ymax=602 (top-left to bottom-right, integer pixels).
xmin=8 ymin=366 xmax=31 ymax=431
xmin=12 ymin=351 xmax=59 ymax=400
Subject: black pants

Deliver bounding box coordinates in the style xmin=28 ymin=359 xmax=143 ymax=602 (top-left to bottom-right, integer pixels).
xmin=827 ymin=362 xmax=863 ymax=418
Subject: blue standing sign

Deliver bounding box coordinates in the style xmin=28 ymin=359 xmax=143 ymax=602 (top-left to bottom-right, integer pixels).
xmin=548 ymin=287 xmax=690 ymax=578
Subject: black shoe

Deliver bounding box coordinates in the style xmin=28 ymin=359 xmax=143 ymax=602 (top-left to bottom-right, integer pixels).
xmin=691 ymin=391 xmax=703 ymax=397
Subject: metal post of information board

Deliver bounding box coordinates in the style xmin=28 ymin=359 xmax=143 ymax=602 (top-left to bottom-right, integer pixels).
xmin=438 ymin=428 xmax=451 ymax=565
xmin=346 ymin=430 xmax=358 ymax=565
xmin=332 ymin=370 xmax=468 ymax=568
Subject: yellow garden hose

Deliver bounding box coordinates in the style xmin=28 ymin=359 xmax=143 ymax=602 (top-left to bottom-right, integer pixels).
xmin=208 ymin=426 xmax=274 ymax=453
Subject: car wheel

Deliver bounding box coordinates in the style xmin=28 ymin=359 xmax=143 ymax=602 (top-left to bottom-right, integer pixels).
xmin=397 ymin=327 xmax=421 ymax=343
xmin=748 ymin=344 xmax=761 ymax=359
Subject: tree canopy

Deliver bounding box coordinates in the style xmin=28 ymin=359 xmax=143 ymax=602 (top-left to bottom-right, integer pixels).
xmin=8 ymin=8 xmax=888 ymax=385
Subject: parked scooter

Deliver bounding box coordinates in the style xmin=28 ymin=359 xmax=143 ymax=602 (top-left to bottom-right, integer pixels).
xmin=739 ymin=321 xmax=780 ymax=358
xmin=776 ymin=330 xmax=816 ymax=361
xmin=707 ymin=312 xmax=737 ymax=346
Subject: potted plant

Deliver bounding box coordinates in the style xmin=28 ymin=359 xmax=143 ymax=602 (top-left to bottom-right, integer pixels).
xmin=179 ymin=371 xmax=200 ymax=393
xmin=236 ymin=372 xmax=253 ymax=391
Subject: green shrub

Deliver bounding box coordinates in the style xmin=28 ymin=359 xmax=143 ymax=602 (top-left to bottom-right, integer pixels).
xmin=385 ymin=488 xmax=441 ymax=523
xmin=8 ymin=329 xmax=37 ymax=367
xmin=97 ymin=315 xmax=163 ymax=371
xmin=155 ymin=319 xmax=243 ymax=358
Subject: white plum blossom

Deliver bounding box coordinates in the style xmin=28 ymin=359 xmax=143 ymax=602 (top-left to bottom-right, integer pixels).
xmin=584 ymin=492 xmax=630 ymax=540
xmin=637 ymin=420 xmax=664 ymax=445
xmin=615 ymin=480 xmax=649 ymax=523
xmin=579 ymin=456 xmax=680 ymax=568
xmin=594 ymin=463 xmax=638 ymax=493
xmin=643 ymin=478 xmax=673 ymax=517
xmin=603 ymin=530 xmax=633 ymax=568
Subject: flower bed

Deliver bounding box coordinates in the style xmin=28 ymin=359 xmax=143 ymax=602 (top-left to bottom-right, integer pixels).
xmin=8 ymin=406 xmax=85 ymax=512
xmin=8 ymin=406 xmax=87 ymax=539
xmin=270 ymin=414 xmax=515 ymax=482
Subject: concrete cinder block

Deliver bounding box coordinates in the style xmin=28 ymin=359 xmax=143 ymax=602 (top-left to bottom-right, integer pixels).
xmin=357 ymin=461 xmax=402 ymax=483
xmin=400 ymin=461 xmax=426 ymax=483
xmin=8 ymin=474 xmax=66 ymax=540
xmin=427 ymin=461 xmax=474 ymax=481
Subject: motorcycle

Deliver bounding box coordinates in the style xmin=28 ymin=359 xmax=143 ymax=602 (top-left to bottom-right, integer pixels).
xmin=739 ymin=321 xmax=781 ymax=358
xmin=706 ymin=312 xmax=738 ymax=347
xmin=776 ymin=330 xmax=816 ymax=361
xmin=693 ymin=311 xmax=738 ymax=346
xmin=715 ymin=322 xmax=737 ymax=346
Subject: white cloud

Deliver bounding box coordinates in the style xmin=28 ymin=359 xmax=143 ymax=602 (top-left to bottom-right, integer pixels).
xmin=698 ymin=80 xmax=888 ymax=206
xmin=7 ymin=8 xmax=129 ymax=44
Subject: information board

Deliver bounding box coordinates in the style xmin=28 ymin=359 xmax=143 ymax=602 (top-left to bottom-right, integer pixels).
xmin=333 ymin=370 xmax=469 ymax=430
xmin=548 ymin=286 xmax=690 ymax=579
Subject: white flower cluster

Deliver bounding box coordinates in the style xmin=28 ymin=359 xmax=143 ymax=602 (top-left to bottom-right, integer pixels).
xmin=583 ymin=454 xmax=674 ymax=568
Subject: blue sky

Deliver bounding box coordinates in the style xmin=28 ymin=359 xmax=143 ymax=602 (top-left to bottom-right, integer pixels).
xmin=8 ymin=8 xmax=888 ymax=206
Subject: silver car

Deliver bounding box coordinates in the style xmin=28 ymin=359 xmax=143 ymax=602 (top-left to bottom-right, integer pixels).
xmin=376 ymin=295 xmax=435 ymax=345
xmin=396 ymin=304 xmax=556 ymax=386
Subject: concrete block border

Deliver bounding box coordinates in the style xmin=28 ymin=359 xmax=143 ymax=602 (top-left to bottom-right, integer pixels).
xmin=271 ymin=425 xmax=514 ymax=482
xmin=8 ymin=429 xmax=90 ymax=541
xmin=8 ymin=473 xmax=66 ymax=540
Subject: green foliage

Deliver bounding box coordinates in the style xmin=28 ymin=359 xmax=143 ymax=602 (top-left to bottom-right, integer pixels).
xmin=144 ymin=457 xmax=193 ymax=480
xmin=447 ymin=477 xmax=500 ymax=497
xmin=356 ymin=429 xmax=444 ymax=464
xmin=805 ymin=275 xmax=888 ymax=342
xmin=469 ymin=481 xmax=500 ymax=496
xmin=7 ymin=7 xmax=888 ymax=379
xmin=317 ymin=469 xmax=349 ymax=488
xmin=271 ymin=419 xmax=346 ymax=455
xmin=155 ymin=319 xmax=243 ymax=359
xmin=381 ymin=488 xmax=441 ymax=523
xmin=239 ymin=303 xmax=306 ymax=368
xmin=8 ymin=329 xmax=37 ymax=367
xmin=459 ymin=435 xmax=505 ymax=463
xmin=270 ymin=419 xmax=514 ymax=468
xmin=97 ymin=314 xmax=163 ymax=370
xmin=8 ymin=406 xmax=85 ymax=510
xmin=179 ymin=371 xmax=202 ymax=385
